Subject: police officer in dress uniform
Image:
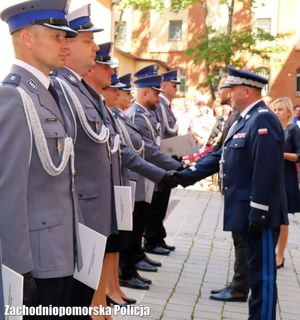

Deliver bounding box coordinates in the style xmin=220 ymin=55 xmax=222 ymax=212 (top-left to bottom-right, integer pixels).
xmin=111 ymin=73 xmax=164 ymax=289
xmin=0 ymin=0 xmax=82 ymax=316
xmin=194 ymin=75 xmax=250 ymax=302
xmin=82 ymin=44 xmax=178 ymax=308
xmin=178 ymin=66 xmax=288 ymax=320
xmin=127 ymin=65 xmax=182 ymax=262
xmin=50 ymin=4 xmax=115 ymax=315
xmin=143 ymin=70 xmax=181 ymax=254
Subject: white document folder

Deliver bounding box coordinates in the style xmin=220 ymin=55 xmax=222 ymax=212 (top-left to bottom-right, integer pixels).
xmin=114 ymin=186 xmax=133 ymax=231
xmin=74 ymin=223 xmax=107 ymax=290
xmin=129 ymin=181 xmax=136 ymax=212
xmin=160 ymin=133 xmax=198 ymax=156
xmin=144 ymin=178 xmax=155 ymax=204
xmin=2 ymin=265 xmax=23 ymax=320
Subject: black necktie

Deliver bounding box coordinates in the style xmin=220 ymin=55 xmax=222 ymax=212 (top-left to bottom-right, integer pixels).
xmin=81 ymin=79 xmax=107 ymax=125
xmin=48 ymin=82 xmax=72 ymax=136
xmin=48 ymin=83 xmax=60 ymax=106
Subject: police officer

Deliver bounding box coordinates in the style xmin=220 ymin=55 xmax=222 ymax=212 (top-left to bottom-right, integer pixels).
xmin=112 ymin=73 xmax=163 ymax=289
xmin=128 ymin=65 xmax=182 ymax=261
xmin=179 ymin=66 xmax=288 ymax=320
xmin=83 ymin=46 xmax=179 ymax=296
xmin=143 ymin=70 xmax=181 ymax=254
xmin=51 ymin=4 xmax=118 ymax=315
xmin=203 ymin=75 xmax=250 ymax=302
xmin=0 ymin=0 xmax=82 ymax=314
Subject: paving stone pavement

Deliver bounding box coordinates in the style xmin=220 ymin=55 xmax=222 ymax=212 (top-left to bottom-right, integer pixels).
xmin=114 ymin=188 xmax=300 ymax=320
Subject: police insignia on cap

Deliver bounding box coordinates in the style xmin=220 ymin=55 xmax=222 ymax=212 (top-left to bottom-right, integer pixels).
xmin=27 ymin=80 xmax=38 ymax=91
xmin=68 ymin=75 xmax=77 ymax=84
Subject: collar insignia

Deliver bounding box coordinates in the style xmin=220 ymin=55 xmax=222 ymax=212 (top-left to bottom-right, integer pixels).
xmin=67 ymin=75 xmax=77 ymax=84
xmin=27 ymin=79 xmax=38 ymax=91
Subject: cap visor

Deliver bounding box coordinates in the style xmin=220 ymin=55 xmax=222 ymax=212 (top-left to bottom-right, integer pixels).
xmin=96 ymin=60 xmax=117 ymax=65
xmin=110 ymin=83 xmax=126 ymax=89
xmin=42 ymin=23 xmax=78 ymax=38
xmin=77 ymin=26 xmax=104 ymax=33
xmin=152 ymin=86 xmax=164 ymax=92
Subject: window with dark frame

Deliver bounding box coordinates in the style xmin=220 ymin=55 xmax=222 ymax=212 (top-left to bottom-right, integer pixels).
xmin=114 ymin=21 xmax=127 ymax=46
xmin=296 ymin=68 xmax=300 ymax=94
xmin=168 ymin=20 xmax=183 ymax=41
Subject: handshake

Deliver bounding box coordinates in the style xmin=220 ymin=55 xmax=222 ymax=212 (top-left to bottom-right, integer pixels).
xmin=159 ymin=170 xmax=182 ymax=189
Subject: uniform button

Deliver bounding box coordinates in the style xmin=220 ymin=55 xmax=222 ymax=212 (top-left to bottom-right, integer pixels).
xmin=223 ymin=174 xmax=226 ymax=177
xmin=224 ymin=146 xmax=227 ymax=150
xmin=234 ymin=143 xmax=238 ymax=147
xmin=224 ymin=187 xmax=228 ymax=190
xmin=261 ymin=215 xmax=266 ymax=219
xmin=41 ymin=220 xmax=46 ymax=225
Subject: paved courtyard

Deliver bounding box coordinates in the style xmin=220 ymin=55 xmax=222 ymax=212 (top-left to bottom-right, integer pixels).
xmin=117 ymin=188 xmax=300 ymax=320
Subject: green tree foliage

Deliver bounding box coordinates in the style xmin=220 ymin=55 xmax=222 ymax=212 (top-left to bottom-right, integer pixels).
xmin=116 ymin=0 xmax=291 ymax=99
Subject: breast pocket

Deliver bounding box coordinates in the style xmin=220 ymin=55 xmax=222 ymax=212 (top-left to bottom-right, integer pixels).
xmin=83 ymin=105 xmax=101 ymax=132
xmin=228 ymin=139 xmax=246 ymax=149
xmin=42 ymin=121 xmax=66 ymax=160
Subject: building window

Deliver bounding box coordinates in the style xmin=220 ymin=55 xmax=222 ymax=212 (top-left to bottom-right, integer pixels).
xmin=256 ymin=18 xmax=272 ymax=34
xmin=178 ymin=70 xmax=186 ymax=93
xmin=254 ymin=67 xmax=270 ymax=94
xmin=296 ymin=69 xmax=300 ymax=94
xmin=168 ymin=20 xmax=183 ymax=41
xmin=115 ymin=21 xmax=127 ymax=46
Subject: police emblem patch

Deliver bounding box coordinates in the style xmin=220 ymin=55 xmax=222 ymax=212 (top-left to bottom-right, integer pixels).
xmin=27 ymin=79 xmax=38 ymax=91
xmin=68 ymin=75 xmax=77 ymax=84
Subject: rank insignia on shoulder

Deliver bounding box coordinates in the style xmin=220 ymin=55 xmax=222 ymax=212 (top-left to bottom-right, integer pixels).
xmin=27 ymin=79 xmax=38 ymax=91
xmin=258 ymin=128 xmax=268 ymax=135
xmin=258 ymin=108 xmax=268 ymax=113
xmin=2 ymin=73 xmax=21 ymax=86
xmin=67 ymin=75 xmax=77 ymax=84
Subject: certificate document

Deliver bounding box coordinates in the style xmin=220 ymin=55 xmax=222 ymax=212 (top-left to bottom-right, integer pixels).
xmin=2 ymin=265 xmax=23 ymax=320
xmin=74 ymin=223 xmax=107 ymax=290
xmin=160 ymin=134 xmax=198 ymax=156
xmin=114 ymin=186 xmax=133 ymax=231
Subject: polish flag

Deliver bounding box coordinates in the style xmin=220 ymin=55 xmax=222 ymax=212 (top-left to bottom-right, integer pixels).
xmin=258 ymin=128 xmax=268 ymax=135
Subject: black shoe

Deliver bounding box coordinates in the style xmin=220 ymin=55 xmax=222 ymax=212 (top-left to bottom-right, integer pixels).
xmin=122 ymin=297 xmax=137 ymax=305
xmin=144 ymin=246 xmax=170 ymax=256
xmin=210 ymin=286 xmax=227 ymax=294
xmin=106 ymin=295 xmax=128 ymax=307
xmin=119 ymin=277 xmax=149 ymax=290
xmin=161 ymin=241 xmax=175 ymax=251
xmin=143 ymin=255 xmax=162 ymax=267
xmin=210 ymin=287 xmax=248 ymax=302
xmin=135 ymin=259 xmax=158 ymax=272
xmin=136 ymin=273 xmax=152 ymax=284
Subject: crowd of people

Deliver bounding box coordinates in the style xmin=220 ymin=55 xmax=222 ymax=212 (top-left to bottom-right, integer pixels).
xmin=0 ymin=1 xmax=299 ymax=320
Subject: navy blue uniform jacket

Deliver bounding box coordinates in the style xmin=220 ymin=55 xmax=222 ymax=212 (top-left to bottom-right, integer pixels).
xmin=180 ymin=101 xmax=288 ymax=232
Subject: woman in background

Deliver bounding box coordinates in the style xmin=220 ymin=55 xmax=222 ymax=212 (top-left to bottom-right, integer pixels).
xmin=272 ymin=97 xmax=300 ymax=268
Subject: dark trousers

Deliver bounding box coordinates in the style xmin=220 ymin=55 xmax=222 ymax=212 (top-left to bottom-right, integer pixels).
xmin=144 ymin=188 xmax=171 ymax=247
xmin=120 ymin=201 xmax=150 ymax=279
xmin=242 ymin=228 xmax=280 ymax=320
xmin=230 ymin=232 xmax=249 ymax=294
xmin=69 ymin=279 xmax=94 ymax=318
xmin=30 ymin=276 xmax=73 ymax=319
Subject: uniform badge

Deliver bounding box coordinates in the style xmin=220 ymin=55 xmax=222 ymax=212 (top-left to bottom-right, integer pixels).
xmin=258 ymin=128 xmax=268 ymax=135
xmin=233 ymin=132 xmax=246 ymax=139
xmin=27 ymin=79 xmax=38 ymax=91
xmin=67 ymin=75 xmax=77 ymax=84
xmin=258 ymin=109 xmax=268 ymax=113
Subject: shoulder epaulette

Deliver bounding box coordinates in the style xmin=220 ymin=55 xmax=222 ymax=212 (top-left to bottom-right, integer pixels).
xmin=258 ymin=108 xmax=269 ymax=113
xmin=2 ymin=73 xmax=21 ymax=86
